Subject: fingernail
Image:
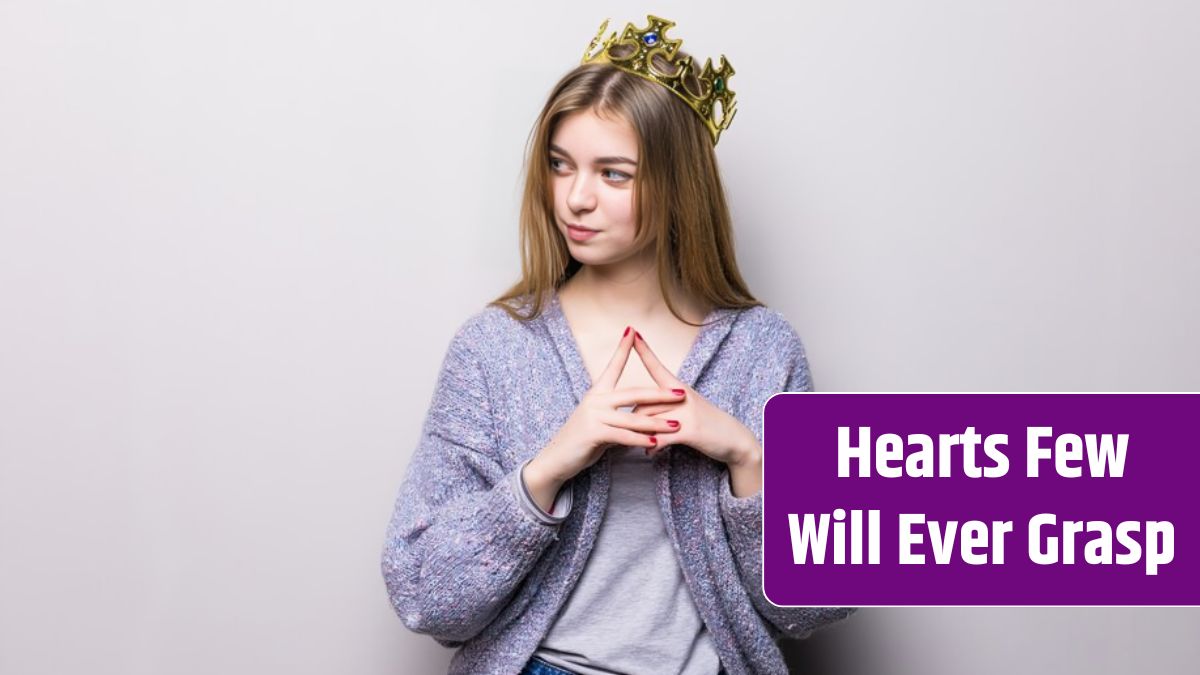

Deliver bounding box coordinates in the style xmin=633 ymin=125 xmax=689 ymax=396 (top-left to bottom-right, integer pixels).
xmin=635 ymin=331 xmax=643 ymax=341
xmin=672 ymin=388 xmax=685 ymax=396
xmin=667 ymin=420 xmax=679 ymax=428
xmin=623 ymin=326 xmax=630 ymax=337
xmin=648 ymin=436 xmax=657 ymax=445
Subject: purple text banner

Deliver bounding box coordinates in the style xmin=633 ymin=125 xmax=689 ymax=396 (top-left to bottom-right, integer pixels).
xmin=762 ymin=393 xmax=1197 ymax=606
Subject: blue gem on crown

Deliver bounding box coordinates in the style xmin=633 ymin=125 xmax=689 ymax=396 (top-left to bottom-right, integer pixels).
xmin=581 ymin=16 xmax=738 ymax=145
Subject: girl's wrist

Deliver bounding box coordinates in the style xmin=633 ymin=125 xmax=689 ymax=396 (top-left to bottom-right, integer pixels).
xmin=726 ymin=435 xmax=763 ymax=498
xmin=524 ymin=454 xmax=568 ymax=512
xmin=727 ymin=432 xmax=763 ymax=469
xmin=727 ymin=445 xmax=763 ymax=498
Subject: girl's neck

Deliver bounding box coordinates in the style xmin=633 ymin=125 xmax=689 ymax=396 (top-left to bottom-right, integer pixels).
xmin=561 ymin=250 xmax=707 ymax=324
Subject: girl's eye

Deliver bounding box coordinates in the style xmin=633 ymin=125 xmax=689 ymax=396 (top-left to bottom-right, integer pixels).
xmin=548 ymin=157 xmax=631 ymax=183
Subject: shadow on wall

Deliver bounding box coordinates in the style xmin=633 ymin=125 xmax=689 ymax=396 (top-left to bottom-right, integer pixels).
xmin=780 ymin=617 xmax=863 ymax=675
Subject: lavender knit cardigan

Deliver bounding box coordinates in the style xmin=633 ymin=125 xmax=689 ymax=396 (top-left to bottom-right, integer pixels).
xmin=381 ymin=292 xmax=856 ymax=674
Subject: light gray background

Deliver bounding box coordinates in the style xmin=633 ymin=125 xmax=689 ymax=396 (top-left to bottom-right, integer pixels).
xmin=1 ymin=1 xmax=1197 ymax=673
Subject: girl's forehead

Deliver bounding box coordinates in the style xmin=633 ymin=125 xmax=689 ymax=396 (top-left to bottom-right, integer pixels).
xmin=551 ymin=110 xmax=638 ymax=157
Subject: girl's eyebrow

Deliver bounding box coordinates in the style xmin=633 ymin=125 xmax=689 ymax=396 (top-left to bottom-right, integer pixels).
xmin=549 ymin=143 xmax=638 ymax=166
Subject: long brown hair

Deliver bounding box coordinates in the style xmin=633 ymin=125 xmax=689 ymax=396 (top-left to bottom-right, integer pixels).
xmin=491 ymin=54 xmax=761 ymax=325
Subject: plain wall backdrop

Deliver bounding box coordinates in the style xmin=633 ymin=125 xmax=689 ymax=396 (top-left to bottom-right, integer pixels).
xmin=1 ymin=1 xmax=1198 ymax=673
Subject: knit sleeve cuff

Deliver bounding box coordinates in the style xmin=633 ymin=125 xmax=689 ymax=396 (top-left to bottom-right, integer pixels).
xmin=718 ymin=467 xmax=763 ymax=547
xmin=510 ymin=458 xmax=573 ymax=526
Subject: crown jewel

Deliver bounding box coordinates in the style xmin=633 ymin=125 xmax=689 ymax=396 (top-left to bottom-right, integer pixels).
xmin=581 ymin=15 xmax=738 ymax=145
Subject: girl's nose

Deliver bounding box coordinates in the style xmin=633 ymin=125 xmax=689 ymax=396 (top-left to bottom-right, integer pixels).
xmin=566 ymin=174 xmax=596 ymax=212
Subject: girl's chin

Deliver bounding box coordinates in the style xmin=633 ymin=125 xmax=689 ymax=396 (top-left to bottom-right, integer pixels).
xmin=563 ymin=238 xmax=651 ymax=266
xmin=567 ymin=251 xmax=645 ymax=269
xmin=566 ymin=248 xmax=612 ymax=265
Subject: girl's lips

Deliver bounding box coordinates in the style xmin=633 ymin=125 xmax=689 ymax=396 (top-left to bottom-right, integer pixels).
xmin=567 ymin=224 xmax=599 ymax=242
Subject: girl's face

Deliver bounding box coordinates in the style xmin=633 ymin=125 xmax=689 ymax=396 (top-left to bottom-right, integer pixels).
xmin=548 ymin=109 xmax=645 ymax=266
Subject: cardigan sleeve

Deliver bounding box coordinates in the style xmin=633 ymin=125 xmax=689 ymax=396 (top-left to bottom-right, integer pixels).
xmin=718 ymin=320 xmax=858 ymax=639
xmin=380 ymin=320 xmax=561 ymax=645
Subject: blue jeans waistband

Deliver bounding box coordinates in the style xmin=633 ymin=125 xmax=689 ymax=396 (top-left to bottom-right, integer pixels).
xmin=520 ymin=656 xmax=579 ymax=675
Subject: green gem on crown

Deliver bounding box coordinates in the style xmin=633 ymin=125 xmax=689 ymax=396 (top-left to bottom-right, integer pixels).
xmin=714 ymin=77 xmax=725 ymax=93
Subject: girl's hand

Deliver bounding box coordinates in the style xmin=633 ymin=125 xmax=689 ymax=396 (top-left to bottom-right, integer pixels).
xmin=630 ymin=331 xmax=760 ymax=467
xmin=524 ymin=326 xmax=686 ymax=509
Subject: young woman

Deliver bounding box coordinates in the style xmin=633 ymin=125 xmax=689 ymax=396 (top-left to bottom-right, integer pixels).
xmin=382 ymin=16 xmax=855 ymax=675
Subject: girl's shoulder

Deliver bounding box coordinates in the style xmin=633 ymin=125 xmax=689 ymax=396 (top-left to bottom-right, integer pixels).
xmin=445 ymin=294 xmax=548 ymax=354
xmin=731 ymin=303 xmax=805 ymax=342
xmin=725 ymin=303 xmax=810 ymax=366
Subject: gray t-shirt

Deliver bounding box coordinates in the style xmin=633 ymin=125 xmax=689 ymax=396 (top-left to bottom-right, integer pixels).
xmin=511 ymin=430 xmax=721 ymax=675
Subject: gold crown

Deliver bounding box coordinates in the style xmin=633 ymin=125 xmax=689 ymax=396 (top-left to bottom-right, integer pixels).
xmin=581 ymin=15 xmax=737 ymax=145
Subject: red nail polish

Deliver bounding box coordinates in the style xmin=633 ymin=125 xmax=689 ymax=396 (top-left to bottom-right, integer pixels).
xmin=672 ymin=388 xmax=685 ymax=396
xmin=623 ymin=326 xmax=630 ymax=337
xmin=635 ymin=331 xmax=642 ymax=341
xmin=667 ymin=420 xmax=679 ymax=428
xmin=648 ymin=436 xmax=657 ymax=445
